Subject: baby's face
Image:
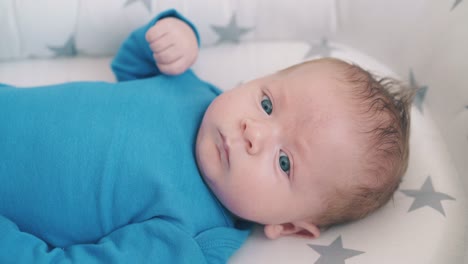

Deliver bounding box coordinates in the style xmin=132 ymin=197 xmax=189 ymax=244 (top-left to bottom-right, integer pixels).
xmin=196 ymin=61 xmax=361 ymax=227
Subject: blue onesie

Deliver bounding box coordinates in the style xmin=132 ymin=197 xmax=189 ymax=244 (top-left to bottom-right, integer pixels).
xmin=0 ymin=9 xmax=251 ymax=264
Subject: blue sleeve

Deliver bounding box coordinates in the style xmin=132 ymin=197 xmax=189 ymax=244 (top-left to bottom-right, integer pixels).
xmin=111 ymin=9 xmax=200 ymax=82
xmin=0 ymin=215 xmax=209 ymax=264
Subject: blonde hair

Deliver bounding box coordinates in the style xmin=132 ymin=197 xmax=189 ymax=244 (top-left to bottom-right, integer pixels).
xmin=282 ymin=58 xmax=416 ymax=228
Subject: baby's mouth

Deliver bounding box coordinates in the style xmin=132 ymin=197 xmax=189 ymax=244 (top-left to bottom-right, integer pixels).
xmin=218 ymin=130 xmax=230 ymax=167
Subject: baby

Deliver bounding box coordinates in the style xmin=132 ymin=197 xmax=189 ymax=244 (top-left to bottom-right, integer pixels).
xmin=0 ymin=9 xmax=414 ymax=264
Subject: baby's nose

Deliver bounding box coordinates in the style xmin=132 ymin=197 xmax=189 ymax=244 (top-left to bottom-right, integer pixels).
xmin=241 ymin=118 xmax=274 ymax=155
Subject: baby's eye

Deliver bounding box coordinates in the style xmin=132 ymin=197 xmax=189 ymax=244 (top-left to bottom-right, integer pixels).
xmin=261 ymin=95 xmax=273 ymax=115
xmin=279 ymin=151 xmax=291 ymax=176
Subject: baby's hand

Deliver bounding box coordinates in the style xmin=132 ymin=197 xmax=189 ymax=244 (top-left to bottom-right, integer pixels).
xmin=145 ymin=17 xmax=198 ymax=76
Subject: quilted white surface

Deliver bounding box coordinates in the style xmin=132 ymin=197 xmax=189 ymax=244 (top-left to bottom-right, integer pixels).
xmin=0 ymin=41 xmax=465 ymax=263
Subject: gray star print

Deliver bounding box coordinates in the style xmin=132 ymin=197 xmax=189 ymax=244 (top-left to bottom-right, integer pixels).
xmin=211 ymin=13 xmax=253 ymax=44
xmin=48 ymin=35 xmax=77 ymax=57
xmin=124 ymin=0 xmax=152 ymax=12
xmin=304 ymin=38 xmax=337 ymax=59
xmin=409 ymin=69 xmax=428 ymax=114
xmin=400 ymin=176 xmax=455 ymax=216
xmin=308 ymin=236 xmax=364 ymax=264
xmin=451 ymin=0 xmax=463 ymax=10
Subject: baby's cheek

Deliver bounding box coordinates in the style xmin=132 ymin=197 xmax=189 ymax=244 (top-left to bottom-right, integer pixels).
xmin=227 ymin=181 xmax=274 ymax=223
xmin=217 ymin=175 xmax=256 ymax=218
xmin=223 ymin=193 xmax=263 ymax=223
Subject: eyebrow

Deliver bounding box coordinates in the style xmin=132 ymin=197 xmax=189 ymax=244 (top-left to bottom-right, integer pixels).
xmin=267 ymin=81 xmax=287 ymax=111
xmin=291 ymin=137 xmax=309 ymax=186
xmin=263 ymin=86 xmax=277 ymax=110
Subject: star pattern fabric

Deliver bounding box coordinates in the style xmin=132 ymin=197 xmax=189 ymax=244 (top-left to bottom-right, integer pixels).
xmin=451 ymin=0 xmax=463 ymax=10
xmin=308 ymin=236 xmax=364 ymax=264
xmin=124 ymin=0 xmax=152 ymax=12
xmin=304 ymin=38 xmax=337 ymax=59
xmin=48 ymin=35 xmax=77 ymax=57
xmin=409 ymin=69 xmax=428 ymax=114
xmin=400 ymin=176 xmax=455 ymax=216
xmin=211 ymin=13 xmax=253 ymax=44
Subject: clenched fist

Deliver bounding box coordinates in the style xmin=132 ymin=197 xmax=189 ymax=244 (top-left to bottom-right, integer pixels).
xmin=145 ymin=17 xmax=198 ymax=76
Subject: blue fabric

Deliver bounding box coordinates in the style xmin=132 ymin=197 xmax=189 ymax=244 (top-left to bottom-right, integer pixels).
xmin=0 ymin=9 xmax=250 ymax=264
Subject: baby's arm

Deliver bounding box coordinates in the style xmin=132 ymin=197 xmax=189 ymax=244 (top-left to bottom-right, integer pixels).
xmin=111 ymin=9 xmax=199 ymax=81
xmin=0 ymin=215 xmax=208 ymax=264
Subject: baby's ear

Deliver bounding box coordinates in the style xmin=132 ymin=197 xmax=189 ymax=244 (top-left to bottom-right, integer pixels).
xmin=263 ymin=221 xmax=320 ymax=240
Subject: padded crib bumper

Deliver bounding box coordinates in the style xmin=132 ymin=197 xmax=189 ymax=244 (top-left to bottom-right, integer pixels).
xmin=0 ymin=0 xmax=336 ymax=60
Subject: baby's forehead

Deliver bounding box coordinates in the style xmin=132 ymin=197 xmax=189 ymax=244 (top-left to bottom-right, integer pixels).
xmin=277 ymin=62 xmax=349 ymax=95
xmin=271 ymin=72 xmax=353 ymax=124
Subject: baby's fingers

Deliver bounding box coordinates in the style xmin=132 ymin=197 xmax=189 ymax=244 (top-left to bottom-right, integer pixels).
xmin=145 ymin=23 xmax=168 ymax=43
xmin=157 ymin=56 xmax=189 ymax=76
xmin=153 ymin=45 xmax=182 ymax=65
xmin=149 ymin=35 xmax=175 ymax=55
